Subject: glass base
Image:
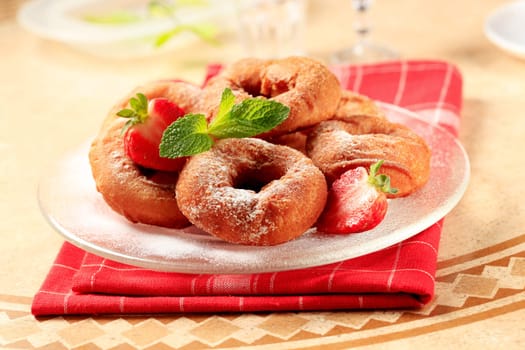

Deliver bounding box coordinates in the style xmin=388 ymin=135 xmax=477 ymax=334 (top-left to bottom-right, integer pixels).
xmin=331 ymin=41 xmax=398 ymax=64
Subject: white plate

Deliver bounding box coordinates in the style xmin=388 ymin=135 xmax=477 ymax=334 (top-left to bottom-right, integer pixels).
xmin=485 ymin=0 xmax=525 ymax=59
xmin=38 ymin=103 xmax=470 ymax=274
xmin=17 ymin=0 xmax=233 ymax=58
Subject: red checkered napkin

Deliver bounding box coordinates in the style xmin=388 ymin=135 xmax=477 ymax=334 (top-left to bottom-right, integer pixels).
xmin=32 ymin=60 xmax=463 ymax=316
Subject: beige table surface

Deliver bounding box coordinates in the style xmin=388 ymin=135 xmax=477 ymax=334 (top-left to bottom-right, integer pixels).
xmin=1 ymin=0 xmax=525 ymax=349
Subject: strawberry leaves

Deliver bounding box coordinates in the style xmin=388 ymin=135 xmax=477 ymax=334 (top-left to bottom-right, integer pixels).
xmin=159 ymin=88 xmax=289 ymax=158
xmin=117 ymin=93 xmax=149 ymax=134
xmin=316 ymin=160 xmax=397 ymax=234
xmin=117 ymin=95 xmax=187 ymax=171
xmin=368 ymin=160 xmax=398 ymax=194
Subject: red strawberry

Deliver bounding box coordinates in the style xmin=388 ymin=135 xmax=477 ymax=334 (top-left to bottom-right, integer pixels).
xmin=316 ymin=160 xmax=398 ymax=234
xmin=118 ymin=94 xmax=186 ymax=172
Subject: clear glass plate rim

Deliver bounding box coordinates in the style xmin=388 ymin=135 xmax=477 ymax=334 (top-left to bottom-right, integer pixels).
xmin=37 ymin=102 xmax=470 ymax=274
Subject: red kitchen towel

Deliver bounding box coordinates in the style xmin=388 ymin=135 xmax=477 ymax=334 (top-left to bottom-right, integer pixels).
xmin=32 ymin=59 xmax=463 ymax=316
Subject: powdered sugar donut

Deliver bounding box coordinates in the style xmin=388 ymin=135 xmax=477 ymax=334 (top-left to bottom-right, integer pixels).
xmin=201 ymin=57 xmax=342 ymax=138
xmin=176 ymin=138 xmax=328 ymax=246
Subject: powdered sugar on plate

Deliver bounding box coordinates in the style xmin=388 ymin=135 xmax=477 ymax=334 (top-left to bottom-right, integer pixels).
xmin=38 ymin=103 xmax=470 ymax=274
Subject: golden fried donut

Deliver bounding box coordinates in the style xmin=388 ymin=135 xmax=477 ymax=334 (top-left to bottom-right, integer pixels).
xmin=306 ymin=115 xmax=431 ymax=197
xmin=176 ymin=138 xmax=328 ymax=246
xmin=267 ymin=127 xmax=313 ymax=154
xmin=89 ymin=81 xmax=202 ymax=228
xmin=268 ymin=91 xmax=385 ymax=154
xmin=201 ymin=57 xmax=342 ymax=138
xmin=334 ymin=90 xmax=386 ymax=120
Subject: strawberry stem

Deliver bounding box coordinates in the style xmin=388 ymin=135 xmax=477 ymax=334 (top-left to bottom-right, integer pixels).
xmin=368 ymin=160 xmax=398 ymax=194
xmin=117 ymin=93 xmax=149 ymax=134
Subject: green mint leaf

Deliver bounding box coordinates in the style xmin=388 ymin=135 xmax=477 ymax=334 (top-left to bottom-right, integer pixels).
xmin=159 ymin=114 xmax=213 ymax=158
xmin=215 ymin=88 xmax=235 ymax=121
xmin=208 ymin=98 xmax=289 ymax=138
xmin=158 ymin=88 xmax=289 ymax=158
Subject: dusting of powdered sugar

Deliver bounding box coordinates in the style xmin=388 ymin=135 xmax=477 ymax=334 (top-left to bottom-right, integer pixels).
xmin=184 ymin=147 xmax=278 ymax=244
xmin=40 ymin=104 xmax=469 ymax=273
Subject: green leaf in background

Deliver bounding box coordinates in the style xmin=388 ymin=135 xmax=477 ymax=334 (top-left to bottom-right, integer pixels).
xmin=83 ymin=11 xmax=141 ymax=25
xmin=174 ymin=0 xmax=209 ymax=7
xmin=154 ymin=23 xmax=218 ymax=47
xmin=149 ymin=0 xmax=209 ymax=17
xmin=82 ymin=0 xmax=218 ymax=48
xmin=148 ymin=0 xmax=174 ymax=18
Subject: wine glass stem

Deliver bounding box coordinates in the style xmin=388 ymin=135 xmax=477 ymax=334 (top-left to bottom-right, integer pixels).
xmin=352 ymin=0 xmax=372 ymax=47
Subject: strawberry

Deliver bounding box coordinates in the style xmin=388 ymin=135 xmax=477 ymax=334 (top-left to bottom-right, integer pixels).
xmin=316 ymin=160 xmax=398 ymax=234
xmin=117 ymin=93 xmax=186 ymax=172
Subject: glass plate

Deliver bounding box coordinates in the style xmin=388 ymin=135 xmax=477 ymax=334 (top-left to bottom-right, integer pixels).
xmin=38 ymin=103 xmax=470 ymax=274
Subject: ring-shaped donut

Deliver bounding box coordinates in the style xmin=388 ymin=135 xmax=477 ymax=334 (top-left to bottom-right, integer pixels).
xmin=268 ymin=90 xmax=387 ymax=153
xmin=176 ymin=138 xmax=328 ymax=246
xmin=89 ymin=81 xmax=202 ymax=228
xmin=201 ymin=56 xmax=342 ymax=138
xmin=306 ymin=115 xmax=431 ymax=197
xmin=334 ymin=90 xmax=386 ymax=120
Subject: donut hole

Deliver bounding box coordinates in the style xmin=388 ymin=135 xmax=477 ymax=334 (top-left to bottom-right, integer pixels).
xmin=233 ymin=165 xmax=286 ymax=193
xmin=238 ymin=78 xmax=291 ymax=98
xmin=139 ymin=166 xmax=179 ymax=185
xmin=261 ymin=78 xmax=292 ymax=97
xmin=240 ymin=82 xmax=265 ymax=98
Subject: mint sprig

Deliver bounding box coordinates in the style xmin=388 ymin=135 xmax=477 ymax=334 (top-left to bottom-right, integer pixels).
xmin=159 ymin=88 xmax=289 ymax=158
xmin=158 ymin=114 xmax=213 ymax=158
xmin=208 ymin=89 xmax=290 ymax=138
